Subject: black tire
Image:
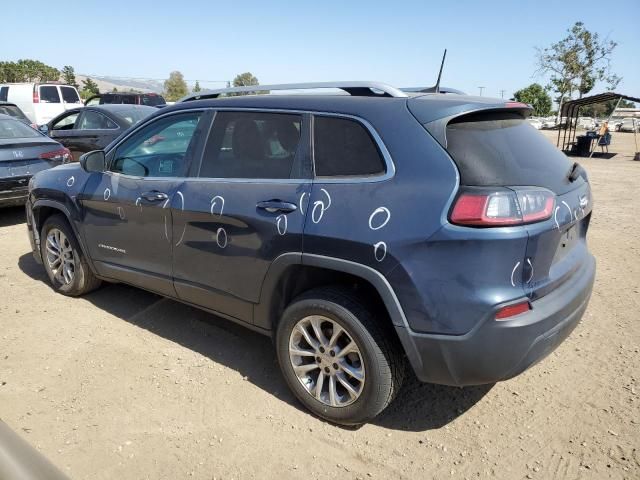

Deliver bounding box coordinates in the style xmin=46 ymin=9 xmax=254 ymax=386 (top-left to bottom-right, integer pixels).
xmin=40 ymin=214 xmax=101 ymax=296
xmin=276 ymin=286 xmax=405 ymax=425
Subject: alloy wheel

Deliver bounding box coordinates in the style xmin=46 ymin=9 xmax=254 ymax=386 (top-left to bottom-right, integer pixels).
xmin=45 ymin=228 xmax=76 ymax=285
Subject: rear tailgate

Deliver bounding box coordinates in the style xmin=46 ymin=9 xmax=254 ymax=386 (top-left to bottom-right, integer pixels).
xmin=414 ymin=102 xmax=592 ymax=301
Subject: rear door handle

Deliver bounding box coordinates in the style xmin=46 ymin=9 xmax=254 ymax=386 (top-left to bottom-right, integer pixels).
xmin=257 ymin=200 xmax=297 ymax=214
xmin=141 ymin=191 xmax=168 ymax=202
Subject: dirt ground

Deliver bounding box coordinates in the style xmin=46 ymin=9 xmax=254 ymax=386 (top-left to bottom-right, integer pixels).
xmin=1 ymin=130 xmax=639 ymax=480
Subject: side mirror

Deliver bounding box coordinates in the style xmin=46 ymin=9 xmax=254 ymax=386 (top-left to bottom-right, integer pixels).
xmin=79 ymin=150 xmax=106 ymax=173
xmin=38 ymin=124 xmax=49 ymax=134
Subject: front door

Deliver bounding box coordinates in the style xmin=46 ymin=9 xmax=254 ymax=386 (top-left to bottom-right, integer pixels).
xmin=80 ymin=110 xmax=208 ymax=296
xmin=172 ymin=110 xmax=311 ymax=324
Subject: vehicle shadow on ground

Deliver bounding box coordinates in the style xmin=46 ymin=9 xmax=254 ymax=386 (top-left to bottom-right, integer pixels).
xmin=0 ymin=207 xmax=26 ymax=227
xmin=18 ymin=252 xmax=491 ymax=432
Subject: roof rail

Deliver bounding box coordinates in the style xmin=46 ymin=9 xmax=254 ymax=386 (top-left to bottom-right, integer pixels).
xmin=401 ymin=86 xmax=466 ymax=95
xmin=179 ymin=81 xmax=409 ymax=102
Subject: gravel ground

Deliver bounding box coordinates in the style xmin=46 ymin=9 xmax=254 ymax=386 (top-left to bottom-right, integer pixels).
xmin=0 ymin=130 xmax=638 ymax=479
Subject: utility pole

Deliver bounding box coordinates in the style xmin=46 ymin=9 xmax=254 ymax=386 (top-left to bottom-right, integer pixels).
xmin=499 ymin=89 xmax=505 ymax=98
xmin=478 ymin=86 xmax=485 ymax=96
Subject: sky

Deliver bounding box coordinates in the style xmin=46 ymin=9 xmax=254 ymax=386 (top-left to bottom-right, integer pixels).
xmin=1 ymin=0 xmax=639 ymax=100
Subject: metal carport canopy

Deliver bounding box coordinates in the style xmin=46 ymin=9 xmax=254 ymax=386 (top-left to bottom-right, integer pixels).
xmin=560 ymin=92 xmax=640 ymax=116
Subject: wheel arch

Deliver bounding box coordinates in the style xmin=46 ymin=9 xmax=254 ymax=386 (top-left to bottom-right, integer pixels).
xmin=255 ymin=253 xmax=410 ymax=333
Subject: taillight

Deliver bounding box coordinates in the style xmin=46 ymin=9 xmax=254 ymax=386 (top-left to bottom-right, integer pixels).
xmin=450 ymin=187 xmax=555 ymax=227
xmin=495 ymin=300 xmax=531 ymax=320
xmin=33 ymin=89 xmax=39 ymax=103
xmin=40 ymin=148 xmax=72 ymax=163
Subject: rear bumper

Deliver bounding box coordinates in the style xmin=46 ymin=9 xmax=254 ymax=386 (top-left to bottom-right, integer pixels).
xmin=396 ymin=254 xmax=595 ymax=386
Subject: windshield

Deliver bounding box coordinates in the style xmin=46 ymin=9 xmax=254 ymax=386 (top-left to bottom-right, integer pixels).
xmin=446 ymin=111 xmax=575 ymax=194
xmin=0 ymin=118 xmax=41 ymax=139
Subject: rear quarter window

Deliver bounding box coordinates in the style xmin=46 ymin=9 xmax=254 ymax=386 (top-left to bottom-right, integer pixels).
xmin=313 ymin=116 xmax=386 ymax=177
xmin=445 ymin=111 xmax=574 ymax=194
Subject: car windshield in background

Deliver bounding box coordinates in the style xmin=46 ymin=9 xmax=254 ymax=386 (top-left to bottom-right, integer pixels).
xmin=60 ymin=86 xmax=81 ymax=103
xmin=141 ymin=95 xmax=166 ymax=106
xmin=0 ymin=118 xmax=41 ymax=139
xmin=0 ymin=105 xmax=29 ymax=122
xmin=116 ymin=106 xmax=156 ymax=126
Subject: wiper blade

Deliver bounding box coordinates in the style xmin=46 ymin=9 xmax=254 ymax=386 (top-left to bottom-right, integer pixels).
xmin=567 ymin=162 xmax=584 ymax=182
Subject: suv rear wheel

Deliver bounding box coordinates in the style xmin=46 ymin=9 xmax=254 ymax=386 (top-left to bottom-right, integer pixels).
xmin=41 ymin=214 xmax=101 ymax=296
xmin=276 ymin=287 xmax=404 ymax=425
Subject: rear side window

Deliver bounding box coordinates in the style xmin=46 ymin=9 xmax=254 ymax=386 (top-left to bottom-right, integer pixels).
xmin=445 ymin=112 xmax=574 ymax=194
xmin=78 ymin=111 xmax=118 ymax=130
xmin=0 ymin=87 xmax=8 ymax=102
xmin=141 ymin=95 xmax=166 ymax=106
xmin=313 ymin=116 xmax=385 ymax=177
xmin=60 ymin=86 xmax=81 ymax=103
xmin=200 ymin=111 xmax=303 ymax=179
xmin=39 ymin=86 xmax=60 ymax=103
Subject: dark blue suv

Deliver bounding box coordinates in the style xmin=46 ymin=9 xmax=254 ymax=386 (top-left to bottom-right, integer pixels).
xmin=25 ymin=82 xmax=595 ymax=425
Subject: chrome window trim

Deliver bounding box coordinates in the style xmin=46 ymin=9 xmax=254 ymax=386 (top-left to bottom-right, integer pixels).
xmin=104 ymin=106 xmax=395 ymax=185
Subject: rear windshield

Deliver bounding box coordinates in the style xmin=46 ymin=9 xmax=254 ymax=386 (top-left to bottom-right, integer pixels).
xmin=141 ymin=95 xmax=166 ymax=106
xmin=445 ymin=112 xmax=575 ymax=194
xmin=60 ymin=86 xmax=81 ymax=103
xmin=0 ymin=105 xmax=29 ymax=122
xmin=0 ymin=118 xmax=40 ymax=139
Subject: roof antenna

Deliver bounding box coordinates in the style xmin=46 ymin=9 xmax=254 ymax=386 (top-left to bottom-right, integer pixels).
xmin=434 ymin=49 xmax=447 ymax=94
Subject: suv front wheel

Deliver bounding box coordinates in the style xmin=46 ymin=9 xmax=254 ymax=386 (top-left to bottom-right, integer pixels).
xmin=276 ymin=287 xmax=404 ymax=425
xmin=40 ymin=214 xmax=101 ymax=296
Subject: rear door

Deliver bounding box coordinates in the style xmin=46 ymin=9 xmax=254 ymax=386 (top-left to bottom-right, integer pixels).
xmin=59 ymin=86 xmax=83 ymax=111
xmin=80 ymin=110 xmax=208 ymax=296
xmin=36 ymin=85 xmax=64 ymax=125
xmin=172 ymin=110 xmax=311 ymax=324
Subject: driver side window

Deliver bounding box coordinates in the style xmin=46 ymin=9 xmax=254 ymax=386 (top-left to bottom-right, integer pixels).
xmin=111 ymin=112 xmax=202 ymax=177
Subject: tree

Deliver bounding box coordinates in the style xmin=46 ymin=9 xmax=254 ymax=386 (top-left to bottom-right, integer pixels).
xmin=112 ymin=87 xmax=118 ymax=92
xmin=80 ymin=77 xmax=100 ymax=99
xmin=229 ymin=72 xmax=259 ymax=96
xmin=193 ymin=80 xmax=201 ymax=93
xmin=513 ymin=83 xmax=552 ymax=116
xmin=61 ymin=66 xmax=79 ymax=88
xmin=0 ymin=59 xmax=59 ymax=83
xmin=536 ymin=21 xmax=620 ymax=113
xmin=163 ymin=71 xmax=188 ymax=101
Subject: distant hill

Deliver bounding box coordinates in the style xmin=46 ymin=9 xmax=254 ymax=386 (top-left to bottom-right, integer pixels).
xmin=77 ymin=75 xmax=164 ymax=94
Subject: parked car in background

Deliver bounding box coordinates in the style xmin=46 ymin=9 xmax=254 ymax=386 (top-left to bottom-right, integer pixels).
xmin=527 ymin=118 xmax=543 ymax=129
xmin=0 ymin=114 xmax=70 ymax=207
xmin=619 ymin=117 xmax=640 ymax=132
xmin=541 ymin=117 xmax=557 ymax=129
xmin=578 ymin=116 xmax=596 ymax=130
xmin=0 ymin=83 xmax=83 ymax=125
xmin=25 ymin=82 xmax=595 ymax=425
xmin=85 ymin=92 xmax=167 ymax=108
xmin=42 ymin=104 xmax=156 ymax=161
xmin=608 ymin=117 xmax=624 ymax=131
xmin=0 ymin=101 xmax=36 ymax=128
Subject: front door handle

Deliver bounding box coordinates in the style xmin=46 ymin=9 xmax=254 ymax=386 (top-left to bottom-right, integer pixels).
xmin=141 ymin=191 xmax=168 ymax=202
xmin=257 ymin=200 xmax=297 ymax=214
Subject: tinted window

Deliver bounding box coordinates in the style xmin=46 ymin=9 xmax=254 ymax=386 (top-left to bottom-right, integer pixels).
xmin=313 ymin=116 xmax=385 ymax=177
xmin=0 ymin=87 xmax=8 ymax=102
xmin=0 ymin=118 xmax=40 ymax=139
xmin=200 ymin=111 xmax=302 ymax=179
xmin=111 ymin=112 xmax=202 ymax=177
xmin=78 ymin=111 xmax=118 ymax=130
xmin=60 ymin=86 xmax=81 ymax=103
xmin=445 ymin=112 xmax=574 ymax=194
xmin=52 ymin=112 xmax=80 ymax=130
xmin=0 ymin=104 xmax=29 ymax=122
xmin=39 ymin=86 xmax=60 ymax=103
xmin=114 ymin=106 xmax=155 ymax=126
xmin=141 ymin=94 xmax=166 ymax=106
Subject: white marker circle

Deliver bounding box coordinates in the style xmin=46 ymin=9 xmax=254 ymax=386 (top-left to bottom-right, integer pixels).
xmin=276 ymin=214 xmax=288 ymax=235
xmin=66 ymin=176 xmax=75 ymax=187
xmin=216 ymin=227 xmax=228 ymax=249
xmin=117 ymin=206 xmax=125 ymax=220
xmin=312 ymin=201 xmax=325 ymax=224
xmin=210 ymin=195 xmax=225 ymax=216
xmin=103 ymin=188 xmax=111 ymax=201
xmin=320 ymin=188 xmax=332 ymax=209
xmin=299 ymin=192 xmax=308 ymax=215
xmin=369 ymin=207 xmax=391 ymax=230
xmin=374 ymin=241 xmax=387 ymax=262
